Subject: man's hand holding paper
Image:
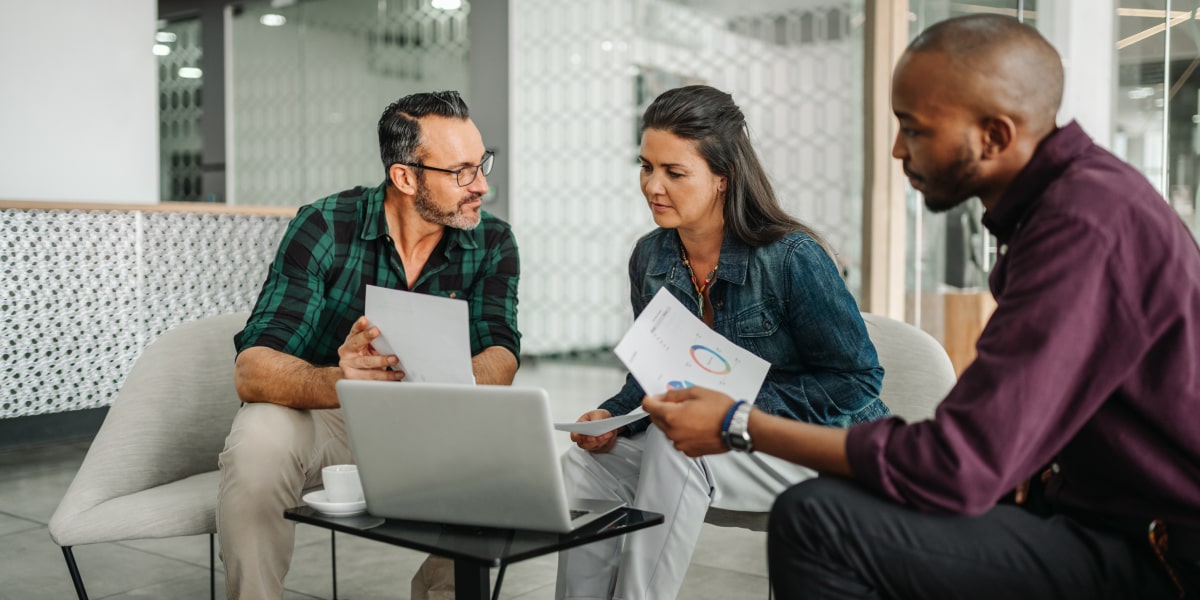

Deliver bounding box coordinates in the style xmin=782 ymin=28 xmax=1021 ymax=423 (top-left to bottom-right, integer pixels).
xmin=363 ymin=285 xmax=475 ymax=385
xmin=337 ymin=316 xmax=405 ymax=381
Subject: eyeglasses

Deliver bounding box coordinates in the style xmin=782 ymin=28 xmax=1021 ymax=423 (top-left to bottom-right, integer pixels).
xmin=397 ymin=151 xmax=494 ymax=187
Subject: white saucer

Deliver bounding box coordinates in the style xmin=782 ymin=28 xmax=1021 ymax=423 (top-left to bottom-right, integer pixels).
xmin=302 ymin=490 xmax=367 ymax=517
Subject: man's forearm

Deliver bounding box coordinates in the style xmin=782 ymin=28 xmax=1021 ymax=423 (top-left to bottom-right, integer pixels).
xmin=472 ymin=346 xmax=519 ymax=385
xmin=235 ymin=346 xmax=342 ymax=409
xmin=751 ymin=410 xmax=853 ymax=477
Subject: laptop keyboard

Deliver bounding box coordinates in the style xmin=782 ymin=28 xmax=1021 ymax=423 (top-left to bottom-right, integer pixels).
xmin=569 ymin=509 xmax=590 ymax=520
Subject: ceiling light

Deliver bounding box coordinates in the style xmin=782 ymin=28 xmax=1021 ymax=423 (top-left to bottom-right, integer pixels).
xmin=152 ymin=44 xmax=171 ymax=56
xmin=1128 ymin=87 xmax=1156 ymax=100
xmin=260 ymin=14 xmax=287 ymax=26
xmin=432 ymin=0 xmax=462 ymax=10
xmin=155 ymin=31 xmax=177 ymax=43
xmin=270 ymin=0 xmax=297 ymax=6
xmin=179 ymin=67 xmax=203 ymax=79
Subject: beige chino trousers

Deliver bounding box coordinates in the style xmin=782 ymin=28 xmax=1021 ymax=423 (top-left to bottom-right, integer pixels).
xmin=216 ymin=402 xmax=453 ymax=599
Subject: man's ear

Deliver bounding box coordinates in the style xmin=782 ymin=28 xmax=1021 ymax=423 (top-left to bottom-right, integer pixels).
xmin=389 ymin=163 xmax=418 ymax=195
xmin=981 ymin=115 xmax=1016 ymax=159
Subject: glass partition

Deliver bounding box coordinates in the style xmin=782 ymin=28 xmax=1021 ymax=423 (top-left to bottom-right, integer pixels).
xmin=902 ymin=1 xmax=1036 ymax=362
xmin=228 ymin=0 xmax=470 ymax=206
xmin=1114 ymin=1 xmax=1200 ymax=235
xmin=157 ymin=18 xmax=204 ymax=202
xmin=512 ymin=0 xmax=868 ymax=354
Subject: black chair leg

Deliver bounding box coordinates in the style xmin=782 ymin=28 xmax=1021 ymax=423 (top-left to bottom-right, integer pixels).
xmin=61 ymin=546 xmax=89 ymax=600
xmin=331 ymin=531 xmax=338 ymax=600
xmin=210 ymin=533 xmax=217 ymax=600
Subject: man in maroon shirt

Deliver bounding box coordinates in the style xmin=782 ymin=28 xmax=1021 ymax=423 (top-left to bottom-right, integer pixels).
xmin=643 ymin=14 xmax=1200 ymax=599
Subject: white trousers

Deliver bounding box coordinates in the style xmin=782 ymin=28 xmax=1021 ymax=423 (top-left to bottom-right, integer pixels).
xmin=555 ymin=425 xmax=815 ymax=600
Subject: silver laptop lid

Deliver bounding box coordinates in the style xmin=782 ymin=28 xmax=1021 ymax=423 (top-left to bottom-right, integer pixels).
xmin=337 ymin=380 xmax=580 ymax=533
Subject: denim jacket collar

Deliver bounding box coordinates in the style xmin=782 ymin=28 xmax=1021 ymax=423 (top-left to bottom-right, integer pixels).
xmin=644 ymin=229 xmax=751 ymax=286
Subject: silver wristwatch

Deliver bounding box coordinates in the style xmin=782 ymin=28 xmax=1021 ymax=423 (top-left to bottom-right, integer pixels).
xmin=723 ymin=401 xmax=754 ymax=452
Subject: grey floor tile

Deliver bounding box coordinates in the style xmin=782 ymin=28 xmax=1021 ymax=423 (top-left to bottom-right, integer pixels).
xmin=503 ymin=580 xmax=556 ymax=600
xmin=690 ymin=523 xmax=769 ymax=578
xmin=118 ymin=534 xmax=222 ymax=572
xmin=678 ymin=563 xmax=771 ymax=600
xmin=494 ymin=554 xmax=558 ymax=599
xmin=0 ymin=527 xmax=206 ymax=600
xmin=0 ymin=512 xmax=42 ymax=536
xmin=284 ymin=528 xmax=424 ymax=599
xmin=99 ymin=570 xmax=321 ymax=600
xmin=0 ymin=468 xmax=79 ymax=524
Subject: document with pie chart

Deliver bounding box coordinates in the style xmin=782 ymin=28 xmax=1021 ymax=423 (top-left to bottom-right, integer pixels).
xmin=614 ymin=287 xmax=770 ymax=403
xmin=553 ymin=288 xmax=770 ymax=436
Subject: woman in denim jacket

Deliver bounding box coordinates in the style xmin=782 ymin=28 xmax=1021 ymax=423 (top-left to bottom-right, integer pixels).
xmin=556 ymin=85 xmax=887 ymax=600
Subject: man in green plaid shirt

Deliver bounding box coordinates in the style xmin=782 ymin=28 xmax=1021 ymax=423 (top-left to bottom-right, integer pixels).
xmin=217 ymin=91 xmax=520 ymax=600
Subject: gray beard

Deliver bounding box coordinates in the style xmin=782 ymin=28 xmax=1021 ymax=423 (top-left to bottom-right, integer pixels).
xmin=414 ymin=184 xmax=481 ymax=230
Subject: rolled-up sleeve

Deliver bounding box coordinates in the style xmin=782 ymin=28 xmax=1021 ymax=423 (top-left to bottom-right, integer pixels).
xmin=467 ymin=222 xmax=521 ymax=360
xmin=235 ymin=205 xmax=333 ymax=357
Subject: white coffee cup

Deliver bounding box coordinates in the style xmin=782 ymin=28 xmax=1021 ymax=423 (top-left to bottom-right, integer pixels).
xmin=321 ymin=464 xmax=364 ymax=503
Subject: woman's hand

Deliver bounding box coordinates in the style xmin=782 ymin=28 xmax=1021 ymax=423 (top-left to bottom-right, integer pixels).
xmin=571 ymin=409 xmax=621 ymax=453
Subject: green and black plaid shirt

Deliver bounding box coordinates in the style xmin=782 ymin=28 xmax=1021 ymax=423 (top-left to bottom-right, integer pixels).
xmin=235 ymin=181 xmax=520 ymax=366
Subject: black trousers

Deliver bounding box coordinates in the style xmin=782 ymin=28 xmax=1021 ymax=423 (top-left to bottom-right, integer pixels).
xmin=768 ymin=478 xmax=1195 ymax=600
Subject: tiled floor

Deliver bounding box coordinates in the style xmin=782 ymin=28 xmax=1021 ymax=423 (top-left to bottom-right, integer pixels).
xmin=0 ymin=361 xmax=770 ymax=599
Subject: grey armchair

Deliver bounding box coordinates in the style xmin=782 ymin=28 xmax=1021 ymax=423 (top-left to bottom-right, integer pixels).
xmin=48 ymin=312 xmax=248 ymax=600
xmin=704 ymin=311 xmax=959 ymax=529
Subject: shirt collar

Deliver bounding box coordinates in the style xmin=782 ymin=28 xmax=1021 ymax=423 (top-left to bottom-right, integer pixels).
xmin=358 ymin=179 xmax=479 ymax=251
xmin=647 ymin=229 xmax=751 ymax=285
xmin=982 ymin=120 xmax=1093 ymax=242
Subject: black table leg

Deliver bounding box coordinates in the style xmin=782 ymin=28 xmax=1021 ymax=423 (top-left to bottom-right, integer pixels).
xmin=453 ymin=559 xmax=490 ymax=600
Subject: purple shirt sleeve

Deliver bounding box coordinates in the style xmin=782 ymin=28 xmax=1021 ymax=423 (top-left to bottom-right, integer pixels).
xmin=847 ymin=206 xmax=1132 ymax=515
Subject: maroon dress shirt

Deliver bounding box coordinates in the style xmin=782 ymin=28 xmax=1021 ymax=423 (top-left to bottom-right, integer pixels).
xmin=847 ymin=121 xmax=1200 ymax=526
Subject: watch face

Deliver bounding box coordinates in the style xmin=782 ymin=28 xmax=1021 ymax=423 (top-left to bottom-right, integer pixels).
xmin=729 ymin=432 xmax=751 ymax=451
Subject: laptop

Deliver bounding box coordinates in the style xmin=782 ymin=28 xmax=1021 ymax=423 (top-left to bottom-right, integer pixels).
xmin=335 ymin=379 xmax=625 ymax=533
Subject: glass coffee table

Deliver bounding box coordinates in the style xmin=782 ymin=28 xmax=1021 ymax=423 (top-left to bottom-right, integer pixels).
xmin=284 ymin=506 xmax=663 ymax=599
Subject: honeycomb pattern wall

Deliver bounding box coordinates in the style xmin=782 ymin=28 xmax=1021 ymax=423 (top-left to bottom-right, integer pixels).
xmin=511 ymin=0 xmax=864 ymax=354
xmin=230 ymin=0 xmax=470 ymax=206
xmin=157 ymin=18 xmax=205 ymax=202
xmin=0 ymin=208 xmax=290 ymax=419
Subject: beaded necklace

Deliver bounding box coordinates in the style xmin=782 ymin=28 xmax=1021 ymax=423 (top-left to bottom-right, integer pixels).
xmin=680 ymin=245 xmax=718 ymax=318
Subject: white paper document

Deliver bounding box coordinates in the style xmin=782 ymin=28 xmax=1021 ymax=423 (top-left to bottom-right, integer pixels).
xmin=364 ymin=285 xmax=474 ymax=385
xmin=615 ymin=288 xmax=770 ymax=402
xmin=553 ymin=288 xmax=771 ymax=437
xmin=554 ymin=409 xmax=650 ymax=436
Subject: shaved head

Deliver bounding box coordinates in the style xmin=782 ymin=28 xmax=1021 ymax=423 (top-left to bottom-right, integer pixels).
xmin=890 ymin=14 xmax=1065 ymax=211
xmin=906 ymin=14 xmax=1063 ymax=137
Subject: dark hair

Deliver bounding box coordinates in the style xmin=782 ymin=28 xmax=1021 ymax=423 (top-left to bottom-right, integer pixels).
xmin=641 ymin=85 xmax=831 ymax=252
xmin=378 ymin=90 xmax=471 ymax=178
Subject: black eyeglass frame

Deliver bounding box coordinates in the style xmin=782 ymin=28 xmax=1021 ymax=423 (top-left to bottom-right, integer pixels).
xmin=396 ymin=151 xmax=494 ymax=187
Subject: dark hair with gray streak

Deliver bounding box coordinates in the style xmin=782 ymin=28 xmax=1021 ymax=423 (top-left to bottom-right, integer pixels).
xmin=378 ymin=90 xmax=471 ymax=178
xmin=641 ymin=85 xmax=832 ymax=253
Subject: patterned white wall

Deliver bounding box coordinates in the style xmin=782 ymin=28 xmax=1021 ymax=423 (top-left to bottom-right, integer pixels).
xmin=512 ymin=0 xmax=863 ymax=354
xmin=0 ymin=208 xmax=289 ymax=419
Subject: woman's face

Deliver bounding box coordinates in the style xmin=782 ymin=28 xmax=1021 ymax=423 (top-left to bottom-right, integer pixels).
xmin=639 ymin=128 xmax=726 ymax=234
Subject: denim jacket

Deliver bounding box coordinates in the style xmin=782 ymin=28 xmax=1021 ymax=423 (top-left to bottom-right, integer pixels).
xmin=599 ymin=228 xmax=888 ymax=435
